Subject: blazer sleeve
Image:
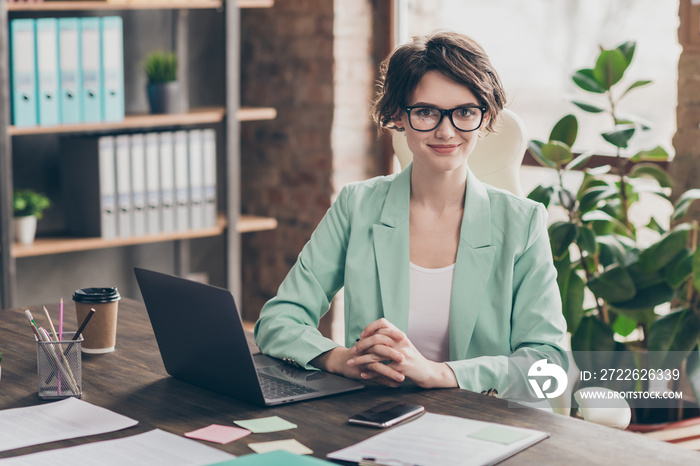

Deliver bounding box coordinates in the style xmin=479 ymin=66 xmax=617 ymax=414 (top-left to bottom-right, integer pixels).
xmin=446 ymin=203 xmax=568 ymax=396
xmin=254 ymin=186 xmax=351 ymax=370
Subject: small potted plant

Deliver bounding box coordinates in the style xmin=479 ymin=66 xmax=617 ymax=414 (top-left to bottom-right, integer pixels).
xmin=13 ymin=189 xmax=50 ymax=245
xmin=144 ymin=51 xmax=186 ymax=114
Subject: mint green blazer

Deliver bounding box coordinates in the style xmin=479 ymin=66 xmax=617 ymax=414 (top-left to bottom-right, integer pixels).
xmin=254 ymin=164 xmax=567 ymax=394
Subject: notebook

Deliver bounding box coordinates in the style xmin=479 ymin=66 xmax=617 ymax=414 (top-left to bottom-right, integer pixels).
xmin=134 ymin=267 xmax=365 ymax=407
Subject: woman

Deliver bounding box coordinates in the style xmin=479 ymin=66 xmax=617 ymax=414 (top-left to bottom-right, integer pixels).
xmin=254 ymin=31 xmax=567 ymax=396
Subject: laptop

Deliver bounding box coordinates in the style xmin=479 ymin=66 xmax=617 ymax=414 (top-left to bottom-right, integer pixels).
xmin=134 ymin=267 xmax=364 ymax=406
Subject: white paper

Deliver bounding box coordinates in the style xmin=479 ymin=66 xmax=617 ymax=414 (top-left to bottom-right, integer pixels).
xmin=0 ymin=398 xmax=138 ymax=452
xmin=0 ymin=430 xmax=235 ymax=466
xmin=327 ymin=412 xmax=548 ymax=466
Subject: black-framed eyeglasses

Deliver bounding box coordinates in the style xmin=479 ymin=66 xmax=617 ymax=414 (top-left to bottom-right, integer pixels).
xmin=405 ymin=105 xmax=487 ymax=132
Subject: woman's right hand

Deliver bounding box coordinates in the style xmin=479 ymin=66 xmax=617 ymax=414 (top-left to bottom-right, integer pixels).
xmin=311 ymin=346 xmax=404 ymax=387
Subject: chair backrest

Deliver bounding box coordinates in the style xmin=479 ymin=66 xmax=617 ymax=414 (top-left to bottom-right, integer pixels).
xmin=392 ymin=108 xmax=527 ymax=196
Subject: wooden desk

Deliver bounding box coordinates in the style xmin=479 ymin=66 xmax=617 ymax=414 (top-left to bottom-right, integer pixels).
xmin=0 ymin=299 xmax=697 ymax=463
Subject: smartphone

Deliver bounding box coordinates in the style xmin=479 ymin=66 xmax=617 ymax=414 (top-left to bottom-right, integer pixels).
xmin=348 ymin=402 xmax=425 ymax=428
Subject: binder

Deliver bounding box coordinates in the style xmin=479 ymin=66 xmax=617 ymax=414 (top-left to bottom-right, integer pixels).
xmin=58 ymin=18 xmax=82 ymax=124
xmin=61 ymin=136 xmax=118 ymax=239
xmin=115 ymin=134 xmax=132 ymax=238
xmin=79 ymin=17 xmax=102 ymax=123
xmin=10 ymin=19 xmax=38 ymax=127
xmin=159 ymin=132 xmax=176 ymax=234
xmin=202 ymin=128 xmax=217 ymax=228
xmin=100 ymin=17 xmax=124 ymax=122
xmin=173 ymin=130 xmax=190 ymax=231
xmin=35 ymin=18 xmax=60 ymax=126
xmin=144 ymin=132 xmax=161 ymax=235
xmin=188 ymin=129 xmax=204 ymax=230
xmin=130 ymin=134 xmax=147 ymax=237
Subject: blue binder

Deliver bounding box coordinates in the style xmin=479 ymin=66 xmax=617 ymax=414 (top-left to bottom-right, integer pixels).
xmin=10 ymin=19 xmax=38 ymax=127
xmin=100 ymin=17 xmax=124 ymax=122
xmin=58 ymin=18 xmax=82 ymax=124
xmin=79 ymin=17 xmax=102 ymax=123
xmin=35 ymin=18 xmax=60 ymax=126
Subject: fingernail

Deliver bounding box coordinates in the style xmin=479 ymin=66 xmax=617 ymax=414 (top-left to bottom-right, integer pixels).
xmin=351 ymin=346 xmax=357 ymax=354
xmin=360 ymin=372 xmax=368 ymax=378
xmin=347 ymin=359 xmax=355 ymax=367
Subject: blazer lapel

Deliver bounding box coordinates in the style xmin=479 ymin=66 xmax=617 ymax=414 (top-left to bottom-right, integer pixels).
xmin=373 ymin=165 xmax=411 ymax=332
xmin=450 ymin=169 xmax=496 ymax=360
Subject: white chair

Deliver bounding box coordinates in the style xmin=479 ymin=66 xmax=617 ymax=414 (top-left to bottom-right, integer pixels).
xmin=392 ymin=108 xmax=527 ymax=196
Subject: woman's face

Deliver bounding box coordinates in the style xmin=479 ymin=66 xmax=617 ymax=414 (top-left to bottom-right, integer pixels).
xmin=395 ymin=70 xmax=487 ymax=175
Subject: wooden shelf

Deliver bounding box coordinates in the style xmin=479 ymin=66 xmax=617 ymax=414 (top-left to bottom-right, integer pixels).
xmin=6 ymin=0 xmax=273 ymax=11
xmin=8 ymin=106 xmax=275 ymax=136
xmin=11 ymin=214 xmax=277 ymax=258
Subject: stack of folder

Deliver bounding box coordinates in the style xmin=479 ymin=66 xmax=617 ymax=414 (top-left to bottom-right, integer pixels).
xmin=9 ymin=16 xmax=125 ymax=127
xmin=61 ymin=129 xmax=218 ymax=239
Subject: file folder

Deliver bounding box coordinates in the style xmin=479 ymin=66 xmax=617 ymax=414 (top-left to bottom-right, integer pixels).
xmin=188 ymin=129 xmax=204 ymax=230
xmin=100 ymin=17 xmax=124 ymax=122
xmin=144 ymin=133 xmax=161 ymax=235
xmin=61 ymin=136 xmax=118 ymax=239
xmin=202 ymin=129 xmax=217 ymax=228
xmin=79 ymin=17 xmax=102 ymax=123
xmin=35 ymin=18 xmax=60 ymax=126
xmin=58 ymin=18 xmax=82 ymax=124
xmin=130 ymin=134 xmax=147 ymax=237
xmin=115 ymin=134 xmax=132 ymax=238
xmin=159 ymin=132 xmax=176 ymax=234
xmin=10 ymin=19 xmax=38 ymax=127
xmin=173 ymin=130 xmax=190 ymax=231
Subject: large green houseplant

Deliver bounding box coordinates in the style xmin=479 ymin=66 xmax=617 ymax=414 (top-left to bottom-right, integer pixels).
xmin=527 ymin=41 xmax=700 ymax=424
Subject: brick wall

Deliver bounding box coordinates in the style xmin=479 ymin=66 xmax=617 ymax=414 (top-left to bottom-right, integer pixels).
xmin=239 ymin=0 xmax=379 ymax=331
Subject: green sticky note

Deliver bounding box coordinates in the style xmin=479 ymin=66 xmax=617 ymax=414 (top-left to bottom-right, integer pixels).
xmin=207 ymin=451 xmax=335 ymax=465
xmin=468 ymin=426 xmax=532 ymax=445
xmin=233 ymin=416 xmax=297 ymax=433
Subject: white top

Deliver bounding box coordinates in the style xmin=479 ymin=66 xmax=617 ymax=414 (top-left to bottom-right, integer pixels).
xmin=406 ymin=262 xmax=454 ymax=362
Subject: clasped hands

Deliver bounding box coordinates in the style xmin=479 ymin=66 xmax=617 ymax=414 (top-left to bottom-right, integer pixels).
xmin=314 ymin=318 xmax=457 ymax=389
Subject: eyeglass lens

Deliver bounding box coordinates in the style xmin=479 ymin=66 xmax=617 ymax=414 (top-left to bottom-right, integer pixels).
xmin=409 ymin=106 xmax=483 ymax=132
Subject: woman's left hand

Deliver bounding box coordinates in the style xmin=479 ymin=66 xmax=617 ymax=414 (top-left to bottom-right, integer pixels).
xmin=348 ymin=318 xmax=458 ymax=389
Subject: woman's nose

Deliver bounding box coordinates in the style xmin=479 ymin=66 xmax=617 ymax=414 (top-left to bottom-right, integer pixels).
xmin=434 ymin=115 xmax=455 ymax=139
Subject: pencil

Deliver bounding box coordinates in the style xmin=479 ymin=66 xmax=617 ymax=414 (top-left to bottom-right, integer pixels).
xmin=43 ymin=306 xmax=58 ymax=341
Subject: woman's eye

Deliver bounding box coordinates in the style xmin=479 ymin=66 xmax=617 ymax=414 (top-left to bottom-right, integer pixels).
xmin=416 ymin=108 xmax=436 ymax=118
xmin=457 ymin=107 xmax=475 ymax=117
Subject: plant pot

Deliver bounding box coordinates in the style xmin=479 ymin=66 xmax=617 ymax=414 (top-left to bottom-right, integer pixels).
xmin=14 ymin=215 xmax=37 ymax=245
xmin=146 ymin=81 xmax=187 ymax=114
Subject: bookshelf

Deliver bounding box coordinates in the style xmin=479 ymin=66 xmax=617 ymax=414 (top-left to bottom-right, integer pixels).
xmin=0 ymin=0 xmax=276 ymax=308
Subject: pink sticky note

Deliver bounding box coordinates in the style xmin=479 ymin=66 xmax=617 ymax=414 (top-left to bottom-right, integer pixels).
xmin=185 ymin=424 xmax=251 ymax=444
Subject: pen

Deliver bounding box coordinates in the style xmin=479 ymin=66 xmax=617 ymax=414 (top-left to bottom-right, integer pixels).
xmin=65 ymin=308 xmax=95 ymax=353
xmin=359 ymin=457 xmax=422 ymax=466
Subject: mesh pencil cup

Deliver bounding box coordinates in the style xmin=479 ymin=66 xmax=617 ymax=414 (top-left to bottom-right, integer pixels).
xmin=36 ymin=332 xmax=83 ymax=399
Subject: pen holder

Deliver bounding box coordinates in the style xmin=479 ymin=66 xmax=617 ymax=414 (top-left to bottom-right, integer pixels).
xmin=36 ymin=332 xmax=83 ymax=400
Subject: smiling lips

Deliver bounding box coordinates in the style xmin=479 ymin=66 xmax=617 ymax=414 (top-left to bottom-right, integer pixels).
xmin=428 ymin=144 xmax=461 ymax=154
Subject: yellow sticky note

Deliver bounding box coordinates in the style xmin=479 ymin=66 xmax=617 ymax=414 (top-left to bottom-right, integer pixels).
xmin=247 ymin=439 xmax=313 ymax=455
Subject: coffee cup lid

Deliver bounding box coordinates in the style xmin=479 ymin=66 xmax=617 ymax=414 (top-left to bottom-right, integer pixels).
xmin=72 ymin=287 xmax=120 ymax=303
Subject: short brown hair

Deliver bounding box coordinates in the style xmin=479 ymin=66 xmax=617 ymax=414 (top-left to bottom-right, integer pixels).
xmin=371 ymin=31 xmax=506 ymax=133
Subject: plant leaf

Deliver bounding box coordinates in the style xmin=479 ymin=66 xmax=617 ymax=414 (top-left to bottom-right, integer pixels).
xmin=527 ymin=140 xmax=556 ymax=168
xmin=629 ymin=145 xmax=670 ymax=162
xmin=616 ymin=41 xmax=636 ymax=66
xmin=572 ymin=68 xmax=606 ymax=94
xmin=571 ymin=100 xmax=605 ymax=113
xmin=648 ymin=308 xmax=700 ymax=369
xmin=549 ymin=114 xmax=578 ymax=148
xmin=646 ymin=217 xmax=666 ymax=235
xmin=672 ymin=189 xmax=700 ymax=221
xmin=565 ymin=150 xmax=595 ymax=171
xmin=597 ymin=235 xmax=629 ymax=267
xmin=588 ymin=264 xmax=636 ymax=303
xmin=563 ymin=270 xmax=585 ymax=334
xmin=571 ymin=316 xmax=624 ymax=374
xmin=601 ymin=124 xmax=636 ymax=149
xmin=527 ymin=185 xmax=554 ymax=208
xmin=576 ymin=225 xmax=597 ymax=255
xmin=637 ymin=224 xmax=691 ymax=273
xmin=578 ymin=185 xmax=618 ymax=214
xmin=611 ymin=313 xmax=637 ymax=337
xmin=693 ymin=241 xmax=700 ymax=293
xmin=541 ymin=141 xmax=573 ymax=167
xmin=609 ymin=282 xmax=675 ymax=311
xmin=628 ymin=163 xmax=673 ymax=189
xmin=664 ymin=248 xmax=693 ymax=289
xmin=621 ymin=79 xmax=652 ymax=98
xmin=593 ymin=49 xmax=628 ymax=89
xmin=549 ymin=221 xmax=578 ymax=259
xmin=581 ymin=209 xmax=631 ymax=236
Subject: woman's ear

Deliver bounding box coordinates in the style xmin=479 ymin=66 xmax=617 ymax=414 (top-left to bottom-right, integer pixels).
xmin=393 ymin=117 xmax=405 ymax=129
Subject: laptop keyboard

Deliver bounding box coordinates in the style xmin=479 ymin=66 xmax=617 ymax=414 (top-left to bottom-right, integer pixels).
xmin=258 ymin=373 xmax=318 ymax=399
